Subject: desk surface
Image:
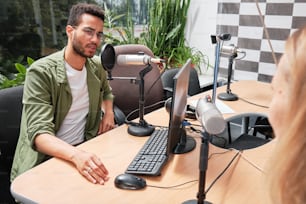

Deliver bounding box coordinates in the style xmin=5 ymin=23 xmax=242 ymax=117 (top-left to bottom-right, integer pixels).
xmin=11 ymin=80 xmax=274 ymax=204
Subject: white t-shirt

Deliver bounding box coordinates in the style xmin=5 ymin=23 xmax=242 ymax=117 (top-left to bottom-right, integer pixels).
xmin=56 ymin=62 xmax=89 ymax=145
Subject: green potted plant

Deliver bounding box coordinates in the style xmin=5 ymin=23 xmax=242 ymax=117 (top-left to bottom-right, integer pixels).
xmin=102 ymin=0 xmax=210 ymax=73
xmin=142 ymin=0 xmax=209 ymax=72
xmin=168 ymin=46 xmax=210 ymax=74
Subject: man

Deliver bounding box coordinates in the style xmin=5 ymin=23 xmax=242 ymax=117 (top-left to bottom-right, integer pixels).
xmin=11 ymin=3 xmax=114 ymax=185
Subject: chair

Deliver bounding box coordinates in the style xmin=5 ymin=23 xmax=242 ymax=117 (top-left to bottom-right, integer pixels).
xmin=109 ymin=44 xmax=165 ymax=122
xmin=0 ymin=85 xmax=23 ymax=203
xmin=161 ymin=67 xmax=202 ymax=99
xmin=213 ymin=113 xmax=274 ymax=150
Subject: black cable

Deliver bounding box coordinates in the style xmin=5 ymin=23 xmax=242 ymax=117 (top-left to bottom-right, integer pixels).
xmin=238 ymin=97 xmax=269 ymax=109
xmin=235 ymin=51 xmax=246 ymax=60
xmin=186 ymin=122 xmax=227 ymax=147
xmin=146 ymin=144 xmax=240 ymax=191
xmin=144 ymin=68 xmax=166 ymax=99
xmin=186 ymin=126 xmax=202 ymax=134
xmin=124 ymin=99 xmax=167 ymax=125
xmin=124 ymin=66 xmax=166 ymax=125
xmin=147 ymin=179 xmax=198 ymax=189
xmin=205 ymin=150 xmax=241 ymax=194
xmin=186 ymin=122 xmax=202 ymax=127
xmin=208 ymin=149 xmax=232 ymax=160
xmin=186 ymin=126 xmax=227 ymax=148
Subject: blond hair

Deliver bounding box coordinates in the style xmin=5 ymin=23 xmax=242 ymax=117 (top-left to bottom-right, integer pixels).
xmin=267 ymin=27 xmax=306 ymax=203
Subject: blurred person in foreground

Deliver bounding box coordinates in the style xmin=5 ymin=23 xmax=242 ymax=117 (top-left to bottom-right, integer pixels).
xmin=268 ymin=25 xmax=306 ymax=203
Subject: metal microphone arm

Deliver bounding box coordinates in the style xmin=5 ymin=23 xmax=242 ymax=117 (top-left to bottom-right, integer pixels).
xmin=212 ymin=40 xmax=222 ymax=104
xmin=226 ymin=54 xmax=237 ymax=93
xmin=127 ymin=64 xmax=155 ymax=136
xmin=138 ymin=64 xmax=152 ymax=125
xmin=218 ymin=53 xmax=238 ymax=101
xmin=210 ymin=33 xmax=231 ymax=104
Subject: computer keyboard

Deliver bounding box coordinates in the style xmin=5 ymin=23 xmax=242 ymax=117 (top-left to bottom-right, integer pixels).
xmin=125 ymin=128 xmax=168 ymax=176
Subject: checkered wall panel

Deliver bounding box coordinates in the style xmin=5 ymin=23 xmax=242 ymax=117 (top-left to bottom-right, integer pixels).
xmin=217 ymin=0 xmax=306 ymax=83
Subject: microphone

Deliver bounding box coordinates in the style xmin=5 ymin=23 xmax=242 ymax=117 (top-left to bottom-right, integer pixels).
xmin=116 ymin=54 xmax=165 ymax=66
xmin=196 ymin=95 xmax=226 ymax=135
xmin=221 ymin=44 xmax=243 ymax=55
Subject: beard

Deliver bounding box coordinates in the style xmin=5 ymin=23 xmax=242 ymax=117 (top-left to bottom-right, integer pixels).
xmin=72 ymin=35 xmax=97 ymax=58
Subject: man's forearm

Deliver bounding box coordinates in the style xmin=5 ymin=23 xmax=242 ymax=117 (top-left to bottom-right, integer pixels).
xmin=34 ymin=133 xmax=82 ymax=162
xmin=101 ymin=99 xmax=114 ymax=115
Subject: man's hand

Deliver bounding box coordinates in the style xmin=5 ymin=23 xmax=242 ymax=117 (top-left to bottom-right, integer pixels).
xmin=35 ymin=134 xmax=110 ymax=185
xmin=98 ymin=111 xmax=115 ymax=134
xmin=71 ymin=149 xmax=109 ymax=185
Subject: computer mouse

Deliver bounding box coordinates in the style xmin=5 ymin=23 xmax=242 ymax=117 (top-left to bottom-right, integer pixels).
xmin=114 ymin=173 xmax=147 ymax=190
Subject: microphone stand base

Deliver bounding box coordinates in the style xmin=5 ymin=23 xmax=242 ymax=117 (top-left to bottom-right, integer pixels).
xmin=128 ymin=124 xmax=155 ymax=137
xmin=218 ymin=92 xmax=238 ymax=101
xmin=182 ymin=199 xmax=212 ymax=204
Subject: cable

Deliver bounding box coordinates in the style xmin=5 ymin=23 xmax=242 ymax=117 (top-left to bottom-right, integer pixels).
xmin=238 ymin=97 xmax=269 ymax=109
xmin=144 ymin=68 xmax=166 ymax=99
xmin=235 ymin=51 xmax=246 ymax=60
xmin=229 ymin=148 xmax=265 ymax=173
xmin=205 ymin=150 xmax=241 ymax=194
xmin=147 ymin=148 xmax=264 ymax=192
xmin=147 ymin=179 xmax=198 ymax=189
xmin=186 ymin=125 xmax=202 ymax=134
xmin=185 ymin=122 xmax=228 ymax=147
xmin=185 ymin=121 xmax=202 ymax=127
xmin=124 ymin=99 xmax=167 ymax=125
xmin=204 ymin=148 xmax=265 ymax=195
xmin=208 ymin=149 xmax=232 ymax=160
xmin=124 ymin=66 xmax=166 ymax=125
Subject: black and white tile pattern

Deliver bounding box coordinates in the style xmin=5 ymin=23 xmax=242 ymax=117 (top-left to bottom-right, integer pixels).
xmin=217 ymin=0 xmax=306 ymax=82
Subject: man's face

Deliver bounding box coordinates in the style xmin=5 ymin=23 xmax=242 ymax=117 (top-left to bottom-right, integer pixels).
xmin=71 ymin=14 xmax=104 ymax=58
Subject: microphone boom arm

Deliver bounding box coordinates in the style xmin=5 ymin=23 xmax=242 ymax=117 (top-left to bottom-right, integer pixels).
xmin=127 ymin=64 xmax=155 ymax=136
xmin=226 ymin=54 xmax=236 ymax=94
xmin=217 ymin=53 xmax=238 ymax=101
xmin=107 ymin=76 xmax=138 ymax=85
xmin=138 ymin=64 xmax=153 ymax=125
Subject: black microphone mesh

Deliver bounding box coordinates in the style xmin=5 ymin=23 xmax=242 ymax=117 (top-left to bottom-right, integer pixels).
xmin=100 ymin=44 xmax=116 ymax=71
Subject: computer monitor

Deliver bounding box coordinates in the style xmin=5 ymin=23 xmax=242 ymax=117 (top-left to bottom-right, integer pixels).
xmin=166 ymin=58 xmax=196 ymax=155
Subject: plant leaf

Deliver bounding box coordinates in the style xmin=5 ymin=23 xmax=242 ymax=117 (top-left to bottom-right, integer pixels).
xmin=165 ymin=24 xmax=181 ymax=41
xmin=27 ymin=57 xmax=34 ymax=65
xmin=14 ymin=63 xmax=26 ymax=74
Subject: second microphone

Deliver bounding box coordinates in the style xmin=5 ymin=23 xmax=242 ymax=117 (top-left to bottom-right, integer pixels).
xmin=116 ymin=54 xmax=165 ymax=66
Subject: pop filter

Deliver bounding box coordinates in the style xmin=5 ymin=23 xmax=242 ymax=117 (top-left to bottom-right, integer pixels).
xmin=100 ymin=43 xmax=116 ymax=72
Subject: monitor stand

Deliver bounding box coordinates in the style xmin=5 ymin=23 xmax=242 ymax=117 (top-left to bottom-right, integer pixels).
xmin=174 ymin=127 xmax=196 ymax=154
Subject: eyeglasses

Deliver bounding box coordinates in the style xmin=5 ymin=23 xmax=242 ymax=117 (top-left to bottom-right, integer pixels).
xmin=73 ymin=26 xmax=105 ymax=41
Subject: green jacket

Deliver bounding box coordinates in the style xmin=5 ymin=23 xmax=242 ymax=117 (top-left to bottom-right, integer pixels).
xmin=10 ymin=48 xmax=113 ymax=181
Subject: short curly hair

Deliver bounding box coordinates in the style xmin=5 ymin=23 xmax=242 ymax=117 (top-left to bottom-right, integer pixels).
xmin=67 ymin=3 xmax=105 ymax=26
